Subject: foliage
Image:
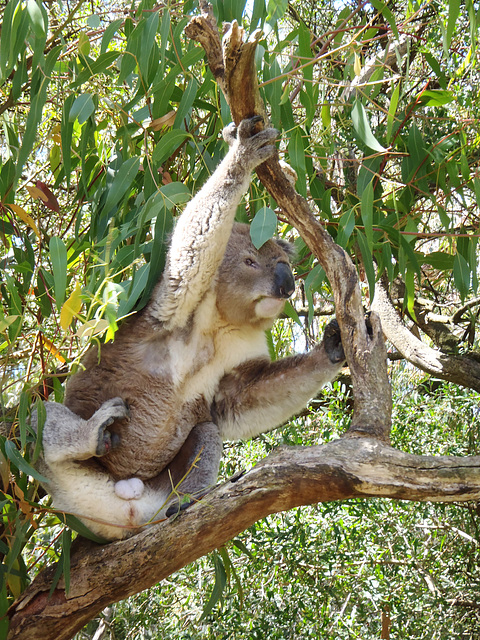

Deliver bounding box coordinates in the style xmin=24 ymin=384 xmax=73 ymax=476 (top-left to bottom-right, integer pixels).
xmin=0 ymin=0 xmax=480 ymax=636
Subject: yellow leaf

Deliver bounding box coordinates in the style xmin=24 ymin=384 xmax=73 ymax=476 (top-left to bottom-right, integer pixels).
xmin=60 ymin=282 xmax=83 ymax=330
xmin=7 ymin=204 xmax=41 ymax=238
xmin=26 ymin=184 xmax=48 ymax=202
xmin=76 ymin=318 xmax=109 ymax=339
xmin=78 ymin=31 xmax=91 ymax=56
xmin=41 ymin=336 xmax=66 ymax=363
xmin=354 ymin=52 xmax=362 ymax=77
xmin=149 ymin=110 xmax=176 ymax=131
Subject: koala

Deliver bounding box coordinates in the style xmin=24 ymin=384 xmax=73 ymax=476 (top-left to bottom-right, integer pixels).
xmin=34 ymin=117 xmax=345 ymax=540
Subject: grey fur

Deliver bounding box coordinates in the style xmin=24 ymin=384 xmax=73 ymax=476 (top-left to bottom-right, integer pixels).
xmin=34 ymin=118 xmax=344 ymax=540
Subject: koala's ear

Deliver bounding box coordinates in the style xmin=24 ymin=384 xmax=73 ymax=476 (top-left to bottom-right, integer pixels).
xmin=275 ymin=238 xmax=296 ymax=259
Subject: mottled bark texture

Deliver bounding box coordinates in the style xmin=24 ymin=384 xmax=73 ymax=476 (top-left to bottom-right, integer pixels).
xmin=373 ymin=275 xmax=480 ymax=392
xmin=8 ymin=5 xmax=480 ymax=638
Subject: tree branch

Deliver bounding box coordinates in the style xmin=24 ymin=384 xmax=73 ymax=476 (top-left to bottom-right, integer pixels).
xmin=187 ymin=9 xmax=392 ymax=442
xmin=9 ymin=440 xmax=480 ymax=639
xmin=9 ymin=6 xmax=480 ymax=638
xmin=373 ymin=276 xmax=480 ymax=392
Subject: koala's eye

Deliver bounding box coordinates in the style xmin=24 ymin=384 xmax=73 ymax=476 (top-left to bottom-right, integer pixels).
xmin=245 ymin=257 xmax=258 ymax=268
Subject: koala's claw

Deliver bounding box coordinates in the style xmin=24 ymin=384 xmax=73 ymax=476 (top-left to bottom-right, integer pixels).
xmin=323 ymin=319 xmax=346 ymax=365
xmin=237 ymin=115 xmax=264 ymax=139
xmin=223 ymin=117 xmax=279 ymax=167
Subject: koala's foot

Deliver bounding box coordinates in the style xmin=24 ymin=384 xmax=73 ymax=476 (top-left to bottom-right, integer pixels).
xmin=89 ymin=397 xmax=129 ymax=456
xmin=115 ymin=477 xmax=145 ymax=500
xmin=223 ymin=116 xmax=279 ymax=168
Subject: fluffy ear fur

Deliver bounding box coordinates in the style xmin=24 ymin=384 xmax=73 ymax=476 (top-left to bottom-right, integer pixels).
xmin=274 ymin=237 xmax=296 ymax=259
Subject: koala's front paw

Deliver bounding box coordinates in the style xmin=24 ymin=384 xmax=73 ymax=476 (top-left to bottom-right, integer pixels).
xmin=323 ymin=316 xmax=374 ymax=365
xmin=91 ymin=397 xmax=129 ymax=456
xmin=224 ymin=116 xmax=279 ymax=168
xmin=323 ymin=319 xmax=345 ymax=365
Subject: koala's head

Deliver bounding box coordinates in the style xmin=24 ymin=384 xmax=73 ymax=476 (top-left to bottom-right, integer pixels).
xmin=215 ymin=222 xmax=295 ymax=329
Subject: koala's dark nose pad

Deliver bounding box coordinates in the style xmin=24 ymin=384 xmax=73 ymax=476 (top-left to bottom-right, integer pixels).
xmin=274 ymin=262 xmax=296 ymax=299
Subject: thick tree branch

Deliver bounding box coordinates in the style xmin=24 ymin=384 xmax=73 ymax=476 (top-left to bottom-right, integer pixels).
xmin=186 ymin=9 xmax=392 ymax=442
xmin=373 ymin=276 xmax=480 ymax=392
xmin=9 ymin=439 xmax=480 ymax=640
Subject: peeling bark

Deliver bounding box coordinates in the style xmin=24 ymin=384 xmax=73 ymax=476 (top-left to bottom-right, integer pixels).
xmin=373 ymin=276 xmax=480 ymax=392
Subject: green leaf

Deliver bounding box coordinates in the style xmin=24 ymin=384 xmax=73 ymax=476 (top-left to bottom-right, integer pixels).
xmin=61 ymin=514 xmax=109 ymax=543
xmin=266 ymin=0 xmax=288 ymax=26
xmin=415 ymin=251 xmax=454 ymax=271
xmin=69 ymin=93 xmax=96 ymax=124
xmin=360 ymin=181 xmax=374 ymax=251
xmin=138 ymin=207 xmax=173 ymax=308
xmin=31 ymin=399 xmax=46 ymax=464
xmin=152 ymin=130 xmax=191 ymax=165
xmin=369 ymin=0 xmax=399 ymax=39
xmin=61 ymin=94 xmax=75 ymax=185
xmin=304 ymin=264 xmax=325 ymax=325
xmin=356 ymin=230 xmax=376 ymax=301
xmin=174 ymin=78 xmax=198 ymax=129
xmin=335 ymin=208 xmax=355 ymax=249
xmin=101 ymin=18 xmax=123 ymax=54
xmin=117 ymin=263 xmax=150 ymax=317
xmin=288 ymin=128 xmax=306 ymax=196
xmin=49 ymin=236 xmax=68 ymax=310
xmin=417 ymin=89 xmax=455 ymax=107
xmin=4 ymin=440 xmax=49 ymax=483
xmin=250 ymin=207 xmax=277 ymax=249
xmin=15 ymin=46 xmax=62 ymax=183
xmin=445 ymin=0 xmax=460 ymax=52
xmin=26 ymin=0 xmax=46 ymax=38
xmin=71 ymin=51 xmax=119 ymax=88
xmin=201 ymin=552 xmax=227 ymax=619
xmin=351 ymin=100 xmax=387 ymax=153
xmin=61 ymin=529 xmax=71 ymax=593
xmin=102 ymin=156 xmax=141 ymax=216
xmin=387 ymin=83 xmax=400 ymax=142
xmin=283 ymin=301 xmax=302 ymax=326
xmin=87 ymin=14 xmax=100 ymax=29
xmin=18 ymin=392 xmax=29 ymax=451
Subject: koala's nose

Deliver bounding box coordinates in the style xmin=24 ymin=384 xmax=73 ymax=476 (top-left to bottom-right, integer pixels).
xmin=274 ymin=262 xmax=295 ymax=298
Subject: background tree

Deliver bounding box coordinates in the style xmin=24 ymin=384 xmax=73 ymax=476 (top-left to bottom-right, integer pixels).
xmin=1 ymin=0 xmax=480 ymax=638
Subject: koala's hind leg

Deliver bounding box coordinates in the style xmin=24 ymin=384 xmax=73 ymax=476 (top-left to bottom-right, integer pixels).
xmin=148 ymin=421 xmax=223 ymax=517
xmin=36 ymin=398 xmax=129 ymax=465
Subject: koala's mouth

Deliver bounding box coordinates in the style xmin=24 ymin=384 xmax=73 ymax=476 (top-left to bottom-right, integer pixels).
xmin=254 ymin=296 xmax=286 ymax=318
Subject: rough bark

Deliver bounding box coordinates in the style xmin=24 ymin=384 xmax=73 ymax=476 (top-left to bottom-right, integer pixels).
xmin=9 ymin=439 xmax=480 ymax=640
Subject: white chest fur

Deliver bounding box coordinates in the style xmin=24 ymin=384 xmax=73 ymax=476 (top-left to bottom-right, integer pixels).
xmin=143 ymin=290 xmax=268 ymax=403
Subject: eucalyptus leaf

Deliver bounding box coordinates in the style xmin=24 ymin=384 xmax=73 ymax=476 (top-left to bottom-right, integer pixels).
xmin=250 ymin=207 xmax=277 ymax=249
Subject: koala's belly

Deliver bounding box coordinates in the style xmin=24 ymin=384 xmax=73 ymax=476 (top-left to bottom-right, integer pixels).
xmin=100 ymin=387 xmax=211 ymax=481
